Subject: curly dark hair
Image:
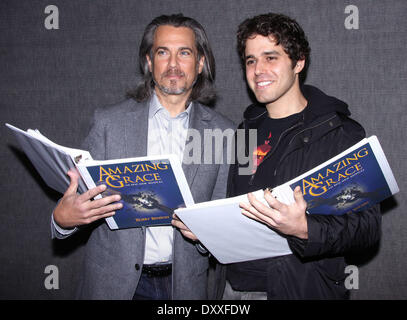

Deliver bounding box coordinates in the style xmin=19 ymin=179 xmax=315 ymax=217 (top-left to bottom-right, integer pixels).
xmin=127 ymin=14 xmax=216 ymax=106
xmin=237 ymin=13 xmax=311 ymax=83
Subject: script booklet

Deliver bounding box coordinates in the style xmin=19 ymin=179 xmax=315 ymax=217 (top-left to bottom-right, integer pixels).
xmin=175 ymin=135 xmax=399 ymax=264
xmin=77 ymin=156 xmax=194 ymax=229
xmin=6 ymin=123 xmax=194 ymax=230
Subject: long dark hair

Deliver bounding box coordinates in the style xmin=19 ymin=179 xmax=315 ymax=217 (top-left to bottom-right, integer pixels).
xmin=127 ymin=14 xmax=217 ymax=106
xmin=237 ymin=13 xmax=311 ymax=83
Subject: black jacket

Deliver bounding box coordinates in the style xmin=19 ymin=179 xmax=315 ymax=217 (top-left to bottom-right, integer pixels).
xmin=225 ymin=85 xmax=382 ymax=299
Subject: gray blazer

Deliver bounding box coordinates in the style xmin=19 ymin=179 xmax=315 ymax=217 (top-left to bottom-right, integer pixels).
xmin=52 ymin=98 xmax=235 ymax=299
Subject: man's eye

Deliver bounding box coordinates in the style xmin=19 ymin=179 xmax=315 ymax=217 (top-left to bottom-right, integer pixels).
xmin=180 ymin=50 xmax=191 ymax=56
xmin=157 ymin=50 xmax=167 ymax=56
xmin=266 ymin=56 xmax=276 ymax=61
xmin=246 ymin=60 xmax=255 ymax=65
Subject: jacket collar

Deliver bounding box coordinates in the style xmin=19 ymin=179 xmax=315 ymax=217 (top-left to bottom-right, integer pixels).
xmin=242 ymin=84 xmax=351 ymax=129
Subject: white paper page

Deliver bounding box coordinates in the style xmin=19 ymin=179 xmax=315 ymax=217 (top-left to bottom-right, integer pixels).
xmin=28 ymin=128 xmax=92 ymax=163
xmin=6 ymin=123 xmax=90 ymax=194
xmin=175 ymin=190 xmax=292 ymax=264
xmin=367 ymin=136 xmax=399 ymax=195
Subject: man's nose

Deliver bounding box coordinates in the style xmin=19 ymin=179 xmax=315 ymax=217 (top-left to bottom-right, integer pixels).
xmin=254 ymin=60 xmax=265 ymax=76
xmin=168 ymin=53 xmax=178 ymax=68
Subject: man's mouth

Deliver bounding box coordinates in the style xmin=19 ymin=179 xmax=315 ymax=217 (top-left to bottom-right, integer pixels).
xmin=166 ymin=74 xmax=183 ymax=79
xmin=163 ymin=69 xmax=184 ymax=79
xmin=256 ymin=80 xmax=274 ymax=88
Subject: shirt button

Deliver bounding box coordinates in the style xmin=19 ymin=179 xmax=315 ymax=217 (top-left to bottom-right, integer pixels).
xmin=303 ymin=137 xmax=309 ymax=143
xmin=135 ymin=264 xmax=140 ymax=271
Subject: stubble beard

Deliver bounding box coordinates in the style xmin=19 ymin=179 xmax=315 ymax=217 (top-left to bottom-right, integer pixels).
xmin=158 ymin=80 xmax=187 ymax=95
xmin=153 ymin=64 xmax=200 ymax=96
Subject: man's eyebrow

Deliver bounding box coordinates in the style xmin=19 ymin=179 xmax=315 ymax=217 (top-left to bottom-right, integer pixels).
xmin=245 ymin=50 xmax=281 ymax=60
xmin=154 ymin=46 xmax=169 ymax=52
xmin=153 ymin=46 xmax=194 ymax=54
xmin=179 ymin=47 xmax=193 ymax=52
xmin=263 ymin=50 xmax=281 ymax=56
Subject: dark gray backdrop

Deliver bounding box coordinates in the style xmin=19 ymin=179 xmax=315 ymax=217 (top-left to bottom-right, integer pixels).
xmin=1 ymin=0 xmax=406 ymax=299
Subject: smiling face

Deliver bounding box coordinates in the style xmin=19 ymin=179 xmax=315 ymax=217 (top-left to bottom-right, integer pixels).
xmin=244 ymin=34 xmax=304 ymax=109
xmin=146 ymin=25 xmax=204 ymax=98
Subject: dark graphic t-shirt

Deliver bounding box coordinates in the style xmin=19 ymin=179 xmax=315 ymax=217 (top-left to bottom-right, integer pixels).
xmin=231 ymin=111 xmax=304 ymax=196
xmin=227 ymin=110 xmax=304 ymax=291
xmin=251 ymin=112 xmax=303 ymax=175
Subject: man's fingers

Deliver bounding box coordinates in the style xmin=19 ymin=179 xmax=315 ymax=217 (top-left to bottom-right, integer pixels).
xmin=83 ymin=209 xmax=117 ymax=224
xmin=241 ymin=208 xmax=261 ymax=222
xmin=171 ymin=216 xmax=188 ymax=231
xmin=85 ymin=202 xmax=123 ymax=223
xmin=263 ymin=190 xmax=285 ymax=211
xmin=240 ymin=200 xmax=261 ymax=215
xmin=87 ymin=194 xmax=122 ymax=210
xmin=79 ymin=184 xmax=107 ymax=202
xmin=240 ymin=200 xmax=278 ymax=227
xmin=180 ymin=229 xmax=197 ymax=241
xmin=247 ymin=192 xmax=278 ymax=215
xmin=171 ymin=216 xmax=198 ymax=241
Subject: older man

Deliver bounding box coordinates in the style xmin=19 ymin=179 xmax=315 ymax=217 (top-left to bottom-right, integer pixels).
xmin=52 ymin=14 xmax=234 ymax=300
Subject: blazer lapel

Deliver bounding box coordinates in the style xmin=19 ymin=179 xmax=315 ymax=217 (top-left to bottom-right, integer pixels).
xmin=124 ymin=100 xmax=149 ymax=158
xmin=182 ymin=103 xmax=212 ymax=187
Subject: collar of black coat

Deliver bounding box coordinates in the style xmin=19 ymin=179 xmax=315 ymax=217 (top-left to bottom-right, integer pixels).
xmin=242 ymin=84 xmax=351 ymax=127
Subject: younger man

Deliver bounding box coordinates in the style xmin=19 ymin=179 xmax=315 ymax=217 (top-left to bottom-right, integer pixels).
xmin=223 ymin=13 xmax=381 ymax=299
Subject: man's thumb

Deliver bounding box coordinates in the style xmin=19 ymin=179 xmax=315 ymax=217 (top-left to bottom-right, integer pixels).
xmin=294 ymin=186 xmax=307 ymax=207
xmin=65 ymin=169 xmax=79 ymax=195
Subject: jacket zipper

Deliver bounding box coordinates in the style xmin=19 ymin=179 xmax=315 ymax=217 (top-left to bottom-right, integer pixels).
xmin=273 ymin=114 xmax=338 ymax=178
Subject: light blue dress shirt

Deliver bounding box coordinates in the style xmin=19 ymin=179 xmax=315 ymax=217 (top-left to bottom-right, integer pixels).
xmin=144 ymin=93 xmax=191 ymax=264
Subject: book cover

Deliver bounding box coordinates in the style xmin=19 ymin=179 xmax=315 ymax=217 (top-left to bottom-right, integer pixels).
xmin=79 ymin=156 xmax=193 ymax=229
xmin=6 ymin=123 xmax=194 ymax=230
xmin=286 ymin=136 xmax=398 ymax=215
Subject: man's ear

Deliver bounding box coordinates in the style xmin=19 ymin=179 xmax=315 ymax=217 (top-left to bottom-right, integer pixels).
xmin=146 ymin=54 xmax=153 ymax=73
xmin=294 ymin=59 xmax=305 ymax=74
xmin=198 ymin=55 xmax=205 ymax=74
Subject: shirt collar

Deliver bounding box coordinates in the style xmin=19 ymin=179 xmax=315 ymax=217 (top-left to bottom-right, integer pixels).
xmin=148 ymin=92 xmax=192 ymax=119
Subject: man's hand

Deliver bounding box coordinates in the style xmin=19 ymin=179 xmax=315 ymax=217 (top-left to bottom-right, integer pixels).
xmin=53 ymin=169 xmax=123 ymax=229
xmin=171 ymin=213 xmax=198 ymax=241
xmin=240 ymin=186 xmax=308 ymax=239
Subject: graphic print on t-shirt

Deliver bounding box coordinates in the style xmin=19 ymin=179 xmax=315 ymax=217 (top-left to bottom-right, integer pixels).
xmin=252 ymin=132 xmax=272 ymax=174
